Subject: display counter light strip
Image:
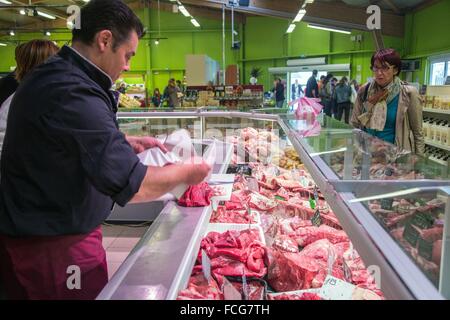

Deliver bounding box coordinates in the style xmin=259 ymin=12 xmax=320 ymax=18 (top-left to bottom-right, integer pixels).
xmin=310 ymin=147 xmax=347 ymax=157
xmin=349 ymin=188 xmax=422 ymax=203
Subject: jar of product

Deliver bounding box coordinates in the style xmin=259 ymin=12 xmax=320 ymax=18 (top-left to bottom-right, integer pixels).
xmin=423 ymin=120 xmax=429 ymax=139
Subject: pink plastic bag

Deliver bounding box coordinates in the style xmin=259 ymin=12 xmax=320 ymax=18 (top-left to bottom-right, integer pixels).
xmin=290 ymin=97 xmax=323 ymax=121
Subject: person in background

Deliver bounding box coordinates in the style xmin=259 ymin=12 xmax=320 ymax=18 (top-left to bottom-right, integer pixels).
xmin=330 ymin=77 xmax=338 ymax=118
xmin=334 ymin=76 xmax=352 ymax=123
xmin=317 ymin=75 xmax=326 ymax=93
xmin=349 ymin=79 xmax=359 ymax=115
xmin=163 ymin=78 xmax=181 ymax=109
xmin=0 ymin=0 xmax=210 ymax=300
xmin=0 ymin=40 xmax=59 ymax=162
xmin=117 ymin=82 xmax=126 ymax=94
xmin=152 ymin=88 xmax=162 ymax=108
xmin=176 ymin=79 xmax=185 ymax=94
xmin=305 ymin=70 xmax=319 ymax=98
xmin=319 ymin=74 xmax=333 ymax=116
xmin=272 ymin=78 xmax=285 ymax=108
xmin=291 ymin=79 xmax=304 ymax=101
xmin=351 ymin=48 xmax=424 ymax=155
xmin=0 ymin=44 xmax=23 ymax=107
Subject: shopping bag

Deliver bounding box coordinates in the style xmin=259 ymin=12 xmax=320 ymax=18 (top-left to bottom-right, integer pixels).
xmin=291 ymin=97 xmax=324 ymax=121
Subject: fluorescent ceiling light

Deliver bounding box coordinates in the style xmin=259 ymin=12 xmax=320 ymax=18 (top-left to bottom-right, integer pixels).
xmin=286 ymin=23 xmax=296 ymax=34
xmin=19 ymin=9 xmax=25 ymax=15
xmin=178 ymin=5 xmax=190 ymax=17
xmin=37 ymin=10 xmax=56 ymax=20
xmin=9 ymin=30 xmax=15 ymax=36
xmin=45 ymin=31 xmax=51 ymax=36
xmin=190 ymin=18 xmax=200 ymax=27
xmin=308 ymin=24 xmax=351 ymax=34
xmin=0 ymin=0 xmax=12 ymax=4
xmin=305 ymin=0 xmax=314 ymax=3
xmin=0 ymin=42 xmax=7 ymax=46
xmin=293 ymin=9 xmax=306 ymax=23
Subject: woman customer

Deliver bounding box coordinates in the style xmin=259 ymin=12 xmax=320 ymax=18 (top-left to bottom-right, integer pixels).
xmin=334 ymin=77 xmax=352 ymax=123
xmin=152 ymin=88 xmax=162 ymax=107
xmin=351 ymin=48 xmax=424 ymax=155
xmin=319 ymin=74 xmax=333 ymax=117
xmin=0 ymin=40 xmax=59 ymax=160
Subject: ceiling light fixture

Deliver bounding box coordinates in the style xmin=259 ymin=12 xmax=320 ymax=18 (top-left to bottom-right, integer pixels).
xmin=293 ymin=9 xmax=306 ymax=23
xmin=308 ymin=23 xmax=351 ymax=34
xmin=37 ymin=10 xmax=56 ymax=20
xmin=178 ymin=5 xmax=190 ymax=17
xmin=286 ymin=24 xmax=296 ymax=34
xmin=190 ymin=18 xmax=200 ymax=27
xmin=45 ymin=30 xmax=51 ymax=36
xmin=9 ymin=30 xmax=15 ymax=36
xmin=0 ymin=42 xmax=7 ymax=46
xmin=0 ymin=0 xmax=12 ymax=4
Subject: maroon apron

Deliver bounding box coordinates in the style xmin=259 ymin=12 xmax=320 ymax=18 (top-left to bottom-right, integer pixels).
xmin=0 ymin=226 xmax=108 ymax=300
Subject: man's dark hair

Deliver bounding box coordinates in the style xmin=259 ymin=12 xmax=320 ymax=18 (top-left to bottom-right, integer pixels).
xmin=312 ymin=70 xmax=318 ymax=76
xmin=72 ymin=0 xmax=145 ymax=50
xmin=320 ymin=75 xmax=325 ymax=80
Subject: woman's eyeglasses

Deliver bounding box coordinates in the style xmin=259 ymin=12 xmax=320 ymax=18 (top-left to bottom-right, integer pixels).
xmin=371 ymin=65 xmax=393 ymax=73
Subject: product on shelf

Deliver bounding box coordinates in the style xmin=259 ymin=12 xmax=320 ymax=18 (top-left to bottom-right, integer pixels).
xmin=118 ymin=93 xmax=141 ymax=108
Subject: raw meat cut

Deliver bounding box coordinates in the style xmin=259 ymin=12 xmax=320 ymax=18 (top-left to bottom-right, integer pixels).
xmin=177 ymin=274 xmax=222 ymax=300
xmin=291 ymin=225 xmax=349 ymax=247
xmin=178 ymin=182 xmax=214 ymax=207
xmin=268 ymin=292 xmax=322 ymax=300
xmin=210 ymin=206 xmax=258 ymax=224
xmin=197 ymin=229 xmax=268 ymax=279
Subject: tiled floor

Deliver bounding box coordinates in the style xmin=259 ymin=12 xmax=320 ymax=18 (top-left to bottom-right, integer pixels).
xmin=101 ymin=224 xmax=149 ymax=280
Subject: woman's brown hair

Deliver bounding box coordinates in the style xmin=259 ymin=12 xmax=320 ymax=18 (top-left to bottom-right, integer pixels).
xmin=15 ymin=40 xmax=59 ymax=81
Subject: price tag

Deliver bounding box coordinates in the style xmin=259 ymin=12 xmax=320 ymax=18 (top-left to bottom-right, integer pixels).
xmin=201 ymin=249 xmax=212 ymax=282
xmin=309 ymin=195 xmax=316 ymax=210
xmin=343 ymin=260 xmax=353 ymax=283
xmin=223 ymin=277 xmax=242 ymax=300
xmin=313 ymin=187 xmax=319 ymax=203
xmin=418 ymin=237 xmax=434 ymax=261
xmin=411 ymin=212 xmax=434 ymax=230
xmin=319 ymin=275 xmax=355 ymax=300
xmin=403 ymin=223 xmax=420 ymax=247
xmin=380 ymin=198 xmax=394 ymax=210
xmin=311 ymin=209 xmax=322 ymax=227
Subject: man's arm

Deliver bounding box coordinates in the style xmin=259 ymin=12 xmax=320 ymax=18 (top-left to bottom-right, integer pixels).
xmin=131 ymin=162 xmax=210 ymax=203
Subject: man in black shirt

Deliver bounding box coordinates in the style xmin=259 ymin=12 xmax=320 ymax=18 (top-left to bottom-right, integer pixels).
xmin=273 ymin=78 xmax=285 ymax=108
xmin=0 ymin=0 xmax=210 ymax=300
xmin=0 ymin=72 xmax=18 ymax=107
xmin=305 ymin=70 xmax=319 ymax=98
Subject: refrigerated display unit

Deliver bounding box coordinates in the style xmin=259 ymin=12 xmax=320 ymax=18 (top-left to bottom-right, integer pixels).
xmin=97 ymin=110 xmax=450 ymax=300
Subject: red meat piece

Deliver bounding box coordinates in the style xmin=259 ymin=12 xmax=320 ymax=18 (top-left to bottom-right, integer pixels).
xmin=177 ymin=274 xmax=223 ymax=300
xmin=178 ymin=182 xmax=214 ymax=207
xmin=268 ymin=292 xmax=322 ymax=300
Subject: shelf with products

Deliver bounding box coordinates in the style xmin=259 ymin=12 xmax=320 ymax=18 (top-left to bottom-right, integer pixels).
xmin=97 ymin=111 xmax=449 ymax=300
xmin=425 ymin=139 xmax=450 ymax=152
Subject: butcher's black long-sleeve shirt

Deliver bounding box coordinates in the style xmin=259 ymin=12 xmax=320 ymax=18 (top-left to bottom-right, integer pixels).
xmin=0 ymin=45 xmax=147 ymax=236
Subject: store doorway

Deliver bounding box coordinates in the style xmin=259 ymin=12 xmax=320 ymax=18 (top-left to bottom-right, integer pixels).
xmin=289 ymin=71 xmax=327 ymax=102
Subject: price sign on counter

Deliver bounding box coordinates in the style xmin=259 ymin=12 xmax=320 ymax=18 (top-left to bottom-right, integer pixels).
xmin=311 ymin=209 xmax=322 ymax=227
xmin=418 ymin=237 xmax=434 ymax=261
xmin=380 ymin=198 xmax=394 ymax=210
xmin=403 ymin=223 xmax=420 ymax=247
xmin=201 ymin=249 xmax=212 ymax=282
xmin=319 ymin=275 xmax=355 ymax=300
xmin=411 ymin=212 xmax=434 ymax=230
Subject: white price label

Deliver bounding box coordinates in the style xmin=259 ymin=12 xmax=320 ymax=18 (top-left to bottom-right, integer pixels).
xmin=319 ymin=275 xmax=355 ymax=300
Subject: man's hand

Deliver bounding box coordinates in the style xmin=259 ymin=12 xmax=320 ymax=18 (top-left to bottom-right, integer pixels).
xmin=126 ymin=135 xmax=168 ymax=154
xmin=182 ymin=162 xmax=211 ymax=185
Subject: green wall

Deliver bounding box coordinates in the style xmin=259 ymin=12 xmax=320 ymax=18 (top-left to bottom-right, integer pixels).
xmin=1 ymin=1 xmax=448 ymax=91
xmin=404 ymin=0 xmax=450 ymax=84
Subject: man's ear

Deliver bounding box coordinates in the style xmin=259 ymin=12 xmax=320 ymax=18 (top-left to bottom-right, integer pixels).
xmin=96 ymin=30 xmax=114 ymax=53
